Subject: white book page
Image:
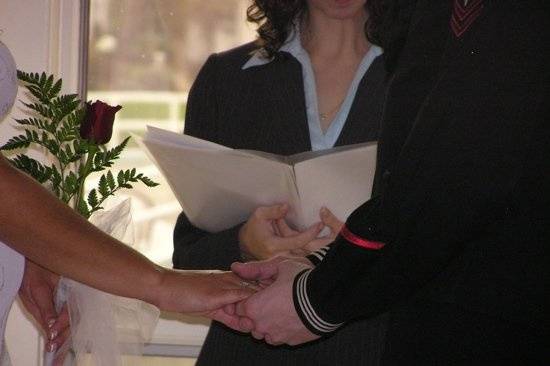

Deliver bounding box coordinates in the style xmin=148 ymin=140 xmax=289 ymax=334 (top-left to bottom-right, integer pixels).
xmin=140 ymin=138 xmax=299 ymax=232
xmin=293 ymin=143 xmax=377 ymax=230
xmin=146 ymin=126 xmax=231 ymax=151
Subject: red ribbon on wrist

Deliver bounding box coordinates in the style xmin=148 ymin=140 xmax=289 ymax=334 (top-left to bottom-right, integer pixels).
xmin=340 ymin=225 xmax=385 ymax=250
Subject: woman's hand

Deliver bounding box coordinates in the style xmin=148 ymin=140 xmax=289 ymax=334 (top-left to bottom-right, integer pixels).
xmin=238 ymin=204 xmax=323 ymax=260
xmin=275 ymin=207 xmax=344 ymax=256
xmin=19 ymin=259 xmax=70 ymax=363
xmin=153 ymin=269 xmax=259 ymax=328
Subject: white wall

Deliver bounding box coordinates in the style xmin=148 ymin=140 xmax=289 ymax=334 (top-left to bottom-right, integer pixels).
xmin=1 ymin=1 xmax=82 ymax=364
xmin=0 ymin=0 xmax=81 ymax=141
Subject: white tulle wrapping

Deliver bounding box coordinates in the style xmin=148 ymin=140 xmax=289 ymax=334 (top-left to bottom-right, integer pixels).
xmin=46 ymin=199 xmax=160 ymax=366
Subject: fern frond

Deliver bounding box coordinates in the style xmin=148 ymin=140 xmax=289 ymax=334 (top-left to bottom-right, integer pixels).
xmin=17 ymin=70 xmax=41 ymax=84
xmin=8 ymin=155 xmax=52 ymax=183
xmin=51 ymin=94 xmax=80 ymax=122
xmin=22 ymin=101 xmax=54 ymax=119
xmin=14 ymin=117 xmax=56 ymax=134
xmin=0 ymin=134 xmax=32 ymax=150
xmin=137 ymin=175 xmax=159 ymax=187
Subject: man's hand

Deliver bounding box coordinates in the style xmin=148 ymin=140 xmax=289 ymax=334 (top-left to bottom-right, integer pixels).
xmin=229 ymin=258 xmax=320 ymax=346
xmin=19 ymin=259 xmax=70 ymax=360
xmin=239 ymin=204 xmax=323 ymax=260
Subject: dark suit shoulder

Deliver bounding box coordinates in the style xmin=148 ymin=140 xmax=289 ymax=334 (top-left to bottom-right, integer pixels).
xmin=208 ymin=41 xmax=260 ymax=70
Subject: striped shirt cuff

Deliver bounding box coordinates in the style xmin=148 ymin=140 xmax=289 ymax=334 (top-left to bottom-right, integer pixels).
xmin=292 ymin=268 xmax=343 ymax=336
xmin=305 ymin=245 xmax=331 ymax=266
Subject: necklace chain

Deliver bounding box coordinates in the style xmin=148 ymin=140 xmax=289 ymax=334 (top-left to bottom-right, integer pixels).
xmin=319 ymin=99 xmax=344 ymax=121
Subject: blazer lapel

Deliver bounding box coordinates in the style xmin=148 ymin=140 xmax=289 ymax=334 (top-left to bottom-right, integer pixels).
xmin=336 ymin=56 xmax=387 ymax=146
xmin=268 ymin=55 xmax=311 ymax=152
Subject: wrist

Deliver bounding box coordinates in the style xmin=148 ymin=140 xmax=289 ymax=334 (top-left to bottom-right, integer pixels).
xmin=292 ymin=268 xmax=343 ymax=336
xmin=142 ymin=264 xmax=166 ymax=308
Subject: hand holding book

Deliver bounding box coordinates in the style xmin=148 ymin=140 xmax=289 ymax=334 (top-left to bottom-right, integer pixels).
xmin=238 ymin=203 xmax=324 ymax=260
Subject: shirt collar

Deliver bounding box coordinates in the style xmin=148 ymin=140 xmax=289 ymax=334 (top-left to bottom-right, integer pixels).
xmin=242 ymin=24 xmax=383 ymax=70
xmin=242 ymin=24 xmax=305 ymax=70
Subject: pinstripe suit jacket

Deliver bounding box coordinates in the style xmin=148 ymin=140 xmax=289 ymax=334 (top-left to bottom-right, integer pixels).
xmin=172 ymin=42 xmax=389 ymax=365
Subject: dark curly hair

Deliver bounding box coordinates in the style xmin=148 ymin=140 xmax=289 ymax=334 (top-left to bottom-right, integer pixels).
xmin=247 ymin=0 xmax=308 ymax=58
xmin=247 ymin=0 xmax=417 ymax=71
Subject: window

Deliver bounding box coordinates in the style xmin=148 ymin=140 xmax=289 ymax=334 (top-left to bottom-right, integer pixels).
xmin=88 ymin=0 xmax=254 ymax=266
xmin=86 ymin=0 xmax=255 ymax=360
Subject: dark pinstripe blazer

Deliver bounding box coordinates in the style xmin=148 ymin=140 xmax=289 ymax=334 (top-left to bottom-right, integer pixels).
xmin=172 ymin=42 xmax=389 ymax=365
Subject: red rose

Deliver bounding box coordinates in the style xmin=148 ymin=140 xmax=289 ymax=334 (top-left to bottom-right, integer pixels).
xmin=79 ymin=100 xmax=122 ymax=144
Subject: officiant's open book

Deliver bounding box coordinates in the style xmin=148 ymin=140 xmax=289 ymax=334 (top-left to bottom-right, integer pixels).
xmin=140 ymin=126 xmax=377 ymax=233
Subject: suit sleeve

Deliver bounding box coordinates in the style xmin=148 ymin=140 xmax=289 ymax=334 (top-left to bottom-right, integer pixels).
xmin=172 ymin=54 xmax=245 ymax=271
xmin=293 ymin=108 xmax=550 ymax=336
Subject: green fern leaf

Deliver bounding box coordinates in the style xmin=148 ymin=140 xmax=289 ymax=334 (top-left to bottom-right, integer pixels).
xmin=49 ymin=78 xmax=62 ymax=99
xmin=9 ymin=155 xmax=53 ymax=183
xmin=64 ymin=171 xmax=79 ymax=194
xmin=16 ymin=70 xmax=33 ymax=83
xmin=102 ymin=137 xmax=130 ymax=167
xmin=117 ymin=170 xmax=125 ymax=185
xmin=26 ymin=85 xmax=48 ymax=103
xmin=87 ymin=189 xmax=99 ymax=208
xmin=138 ymin=175 xmax=159 ymax=187
xmin=43 ymin=74 xmax=54 ymax=97
xmin=98 ymin=174 xmax=110 ymax=197
xmin=38 ymin=72 xmax=47 ymax=87
xmin=22 ymin=101 xmax=53 ymax=119
xmin=106 ymin=170 xmax=116 ymax=190
xmin=77 ymin=199 xmax=90 ymax=218
xmin=0 ymin=135 xmax=32 ymax=150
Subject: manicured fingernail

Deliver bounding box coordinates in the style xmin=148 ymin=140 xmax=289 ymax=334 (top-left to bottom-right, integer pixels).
xmin=49 ymin=329 xmax=58 ymax=340
xmin=47 ymin=319 xmax=56 ymax=328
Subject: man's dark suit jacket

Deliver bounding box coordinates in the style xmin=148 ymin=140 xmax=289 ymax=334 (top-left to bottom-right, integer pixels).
xmin=299 ymin=1 xmax=549 ymax=363
xmin=173 ymin=43 xmax=390 ymax=365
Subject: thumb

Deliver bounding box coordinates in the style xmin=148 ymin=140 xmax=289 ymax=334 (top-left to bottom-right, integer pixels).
xmin=209 ymin=288 xmax=254 ymax=310
xmin=231 ymin=257 xmax=283 ymax=281
xmin=320 ymin=207 xmax=343 ymax=233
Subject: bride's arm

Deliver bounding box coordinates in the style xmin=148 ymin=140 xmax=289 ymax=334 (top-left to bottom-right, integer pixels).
xmin=0 ymin=155 xmax=253 ymax=317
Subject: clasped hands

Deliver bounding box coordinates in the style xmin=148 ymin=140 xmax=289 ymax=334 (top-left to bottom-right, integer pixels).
xmin=221 ymin=256 xmax=320 ymax=346
xmin=212 ymin=204 xmax=344 ymax=346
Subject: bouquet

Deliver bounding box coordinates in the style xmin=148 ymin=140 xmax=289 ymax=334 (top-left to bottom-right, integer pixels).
xmin=0 ymin=71 xmax=161 ymax=365
xmin=0 ymin=71 xmax=158 ymax=217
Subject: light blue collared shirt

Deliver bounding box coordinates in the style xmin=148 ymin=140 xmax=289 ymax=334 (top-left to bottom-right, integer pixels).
xmin=243 ymin=28 xmax=382 ymax=151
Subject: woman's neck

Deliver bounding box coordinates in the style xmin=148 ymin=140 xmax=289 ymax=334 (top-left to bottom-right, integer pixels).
xmin=301 ymin=9 xmax=369 ymax=62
